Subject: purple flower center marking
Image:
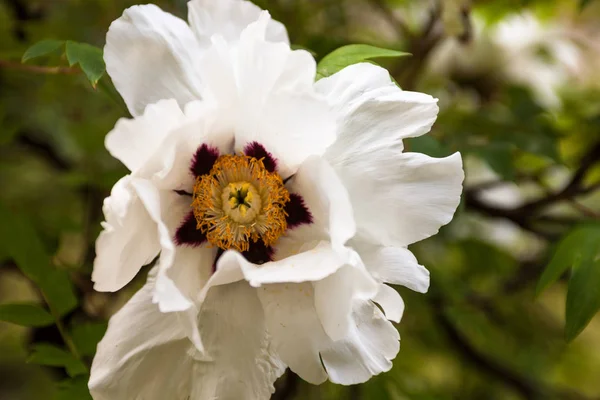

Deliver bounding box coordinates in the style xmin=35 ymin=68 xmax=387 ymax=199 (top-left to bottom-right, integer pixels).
xmin=244 ymin=142 xmax=277 ymax=173
xmin=190 ymin=144 xmax=220 ymax=178
xmin=174 ymin=211 xmax=207 ymax=247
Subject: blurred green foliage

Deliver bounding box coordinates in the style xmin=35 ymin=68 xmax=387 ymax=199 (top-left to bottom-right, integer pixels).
xmin=1 ymin=0 xmax=600 ymax=399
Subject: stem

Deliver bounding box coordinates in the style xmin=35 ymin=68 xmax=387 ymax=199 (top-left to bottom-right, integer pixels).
xmin=1 ymin=59 xmax=128 ymax=115
xmin=0 ymin=59 xmax=79 ymax=74
xmin=54 ymin=311 xmax=83 ymax=362
xmin=39 ymin=291 xmax=86 ymax=368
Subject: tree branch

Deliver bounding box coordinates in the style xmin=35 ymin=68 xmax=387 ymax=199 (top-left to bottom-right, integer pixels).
xmin=466 ymin=167 xmax=553 ymax=192
xmin=394 ymin=2 xmax=443 ymax=90
xmin=465 ymin=141 xmax=600 ymax=239
xmin=433 ymin=298 xmax=591 ymax=400
xmin=434 ymin=304 xmax=538 ymax=398
xmin=367 ymin=0 xmax=414 ymax=40
xmin=568 ymin=200 xmax=600 ymax=219
xmin=463 ymin=191 xmax=558 ymax=240
xmin=0 ymin=59 xmax=79 ymax=75
xmin=518 ymin=141 xmax=600 ymax=214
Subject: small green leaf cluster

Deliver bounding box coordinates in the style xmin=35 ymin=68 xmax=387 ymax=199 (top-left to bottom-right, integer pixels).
xmin=23 ymin=39 xmax=106 ymax=87
xmin=0 ymin=202 xmax=105 ymax=399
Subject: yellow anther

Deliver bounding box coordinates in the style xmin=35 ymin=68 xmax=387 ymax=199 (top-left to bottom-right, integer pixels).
xmin=191 ymin=154 xmax=290 ymax=252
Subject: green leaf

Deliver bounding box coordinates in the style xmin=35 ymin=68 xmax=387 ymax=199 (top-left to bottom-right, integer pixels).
xmin=28 ymin=344 xmax=87 ymax=377
xmin=0 ymin=201 xmax=77 ymax=316
xmin=65 ymin=41 xmax=106 ymax=87
xmin=54 ymin=376 xmax=93 ymax=400
xmin=0 ymin=303 xmax=54 ymax=327
xmin=72 ymin=322 xmax=107 ymax=356
xmin=22 ymin=39 xmax=65 ymax=63
xmin=536 ymin=224 xmax=600 ymax=296
xmin=316 ymin=44 xmax=409 ymax=79
xmin=535 ymin=223 xmax=600 ymax=340
xmin=565 ymin=256 xmax=600 ymax=341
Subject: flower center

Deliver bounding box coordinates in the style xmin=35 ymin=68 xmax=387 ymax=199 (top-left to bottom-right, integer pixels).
xmin=222 ymin=182 xmax=261 ymax=223
xmin=191 ymin=154 xmax=290 ymax=252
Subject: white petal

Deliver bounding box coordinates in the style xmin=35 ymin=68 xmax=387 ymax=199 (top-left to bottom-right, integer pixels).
xmin=357 ymin=244 xmax=430 ymax=293
xmin=316 ymin=63 xmax=392 ymax=100
xmin=235 ymin=14 xmax=315 ymax=97
xmin=188 ymin=0 xmax=288 ymax=47
xmin=106 ymin=99 xmax=234 ymax=194
xmin=198 ymin=13 xmax=335 ymax=176
xmin=105 ymin=99 xmax=185 ymax=172
xmin=256 ymin=283 xmax=329 ymax=384
xmin=341 ymin=151 xmax=464 ymax=247
xmin=105 ymin=4 xmax=203 ymax=116
xmin=234 ymin=14 xmax=335 ymax=175
xmin=240 ymin=89 xmax=336 ymax=177
xmin=92 ymin=176 xmax=159 ymax=292
xmin=217 ymin=241 xmax=354 ymax=288
xmin=89 ymin=281 xmax=196 ymax=400
xmin=197 ymin=257 xmax=246 ymax=303
xmin=314 ymin=262 xmax=378 ymax=341
xmin=129 ymin=178 xmax=193 ymax=312
xmin=321 ymin=301 xmax=400 ymax=385
xmin=318 ymin=63 xmax=439 ymax=165
xmin=139 ymin=101 xmax=235 ymax=192
xmin=168 ymin=246 xmax=215 ymax=304
xmin=285 ymin=156 xmax=355 ymax=250
xmin=373 ymin=284 xmax=405 ymax=323
xmin=191 ymin=282 xmax=285 ymax=400
xmin=318 ymin=63 xmax=463 ymax=246
xmin=194 ymin=36 xmax=238 ymax=112
xmin=163 ymin=246 xmax=216 ymax=353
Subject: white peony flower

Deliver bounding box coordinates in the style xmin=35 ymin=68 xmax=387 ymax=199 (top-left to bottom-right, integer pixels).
xmin=89 ymin=0 xmax=464 ymax=399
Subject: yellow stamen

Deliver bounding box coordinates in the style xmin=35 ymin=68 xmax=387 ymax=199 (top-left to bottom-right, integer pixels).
xmin=191 ymin=154 xmax=290 ymax=252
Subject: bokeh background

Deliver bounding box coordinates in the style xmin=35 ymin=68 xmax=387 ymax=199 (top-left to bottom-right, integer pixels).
xmin=1 ymin=0 xmax=600 ymax=399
